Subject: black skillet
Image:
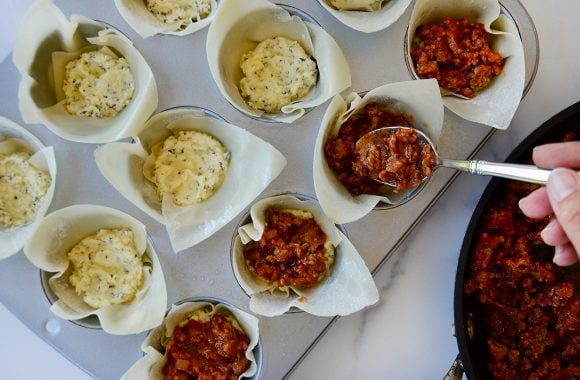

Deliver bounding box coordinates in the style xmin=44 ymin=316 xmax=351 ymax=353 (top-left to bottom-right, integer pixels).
xmin=451 ymin=100 xmax=580 ymax=379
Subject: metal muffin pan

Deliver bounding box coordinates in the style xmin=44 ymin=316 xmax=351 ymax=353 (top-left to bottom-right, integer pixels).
xmin=0 ymin=0 xmax=538 ymax=379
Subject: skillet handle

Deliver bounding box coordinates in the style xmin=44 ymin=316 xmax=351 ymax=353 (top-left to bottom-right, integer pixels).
xmin=443 ymin=354 xmax=464 ymax=380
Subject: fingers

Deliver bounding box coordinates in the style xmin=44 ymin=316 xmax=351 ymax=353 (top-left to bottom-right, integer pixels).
xmin=540 ymin=219 xmax=568 ymax=246
xmin=553 ymin=243 xmax=579 ymax=266
xmin=533 ymin=141 xmax=580 ymax=168
xmin=546 ymin=168 xmax=580 ymax=261
xmin=519 ymin=186 xmax=552 ymax=218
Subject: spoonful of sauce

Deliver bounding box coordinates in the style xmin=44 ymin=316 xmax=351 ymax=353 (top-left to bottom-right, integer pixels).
xmin=354 ymin=126 xmax=554 ymax=191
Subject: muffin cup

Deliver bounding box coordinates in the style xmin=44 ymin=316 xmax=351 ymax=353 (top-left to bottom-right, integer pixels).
xmin=24 ymin=204 xmax=168 ymax=335
xmin=13 ymin=0 xmax=158 ymax=143
xmin=0 ymin=116 xmax=57 ymax=260
xmin=231 ymin=193 xmax=378 ymax=317
xmin=121 ymin=297 xmax=262 ymax=380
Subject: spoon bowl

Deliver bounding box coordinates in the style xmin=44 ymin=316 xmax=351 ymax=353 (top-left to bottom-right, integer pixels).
xmin=355 ymin=126 xmax=555 ymax=190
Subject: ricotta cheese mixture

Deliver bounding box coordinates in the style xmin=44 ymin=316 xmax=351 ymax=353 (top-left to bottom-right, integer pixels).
xmin=62 ymin=50 xmax=135 ymax=118
xmin=67 ymin=228 xmax=144 ymax=309
xmin=328 ymin=0 xmax=385 ymax=11
xmin=146 ymin=0 xmax=212 ymax=27
xmin=239 ymin=36 xmax=318 ymax=113
xmin=144 ymin=130 xmax=230 ymax=206
xmin=0 ymin=152 xmax=51 ymax=229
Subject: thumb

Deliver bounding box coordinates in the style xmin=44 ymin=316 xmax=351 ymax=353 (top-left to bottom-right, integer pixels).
xmin=546 ymin=168 xmax=580 ymax=257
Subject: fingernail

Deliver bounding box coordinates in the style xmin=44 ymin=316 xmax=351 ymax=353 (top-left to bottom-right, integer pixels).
xmin=553 ymin=248 xmax=564 ymax=265
xmin=540 ymin=219 xmax=555 ymax=240
xmin=548 ymin=169 xmax=579 ymax=203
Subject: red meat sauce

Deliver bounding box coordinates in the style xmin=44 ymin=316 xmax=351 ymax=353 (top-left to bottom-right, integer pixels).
xmin=324 ymin=103 xmax=417 ymax=195
xmin=243 ymin=208 xmax=332 ymax=289
xmin=163 ymin=313 xmax=251 ymax=380
xmin=411 ymin=17 xmax=505 ymax=98
xmin=352 ymin=127 xmax=437 ymax=192
xmin=464 ymin=132 xmax=580 ymax=379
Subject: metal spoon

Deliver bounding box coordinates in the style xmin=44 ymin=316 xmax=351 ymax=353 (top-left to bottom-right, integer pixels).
xmin=355 ymin=126 xmax=553 ymax=188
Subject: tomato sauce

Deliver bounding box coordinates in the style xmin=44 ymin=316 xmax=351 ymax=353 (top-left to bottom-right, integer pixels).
xmin=243 ymin=208 xmax=332 ymax=289
xmin=411 ymin=17 xmax=504 ymax=98
xmin=163 ymin=313 xmax=251 ymax=380
xmin=352 ymin=127 xmax=436 ymax=192
xmin=464 ymin=130 xmax=580 ymax=379
xmin=324 ymin=103 xmax=414 ymax=195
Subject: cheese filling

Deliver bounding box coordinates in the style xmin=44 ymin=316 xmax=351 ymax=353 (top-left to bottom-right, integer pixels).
xmin=0 ymin=152 xmax=51 ymax=229
xmin=67 ymin=228 xmax=144 ymax=309
xmin=239 ymin=36 xmax=318 ymax=113
xmin=144 ymin=130 xmax=230 ymax=206
xmin=146 ymin=0 xmax=212 ymax=26
xmin=328 ymin=0 xmax=385 ymax=11
xmin=62 ymin=50 xmax=135 ymax=118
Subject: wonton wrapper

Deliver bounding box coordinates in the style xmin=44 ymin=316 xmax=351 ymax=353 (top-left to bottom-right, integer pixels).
xmin=0 ymin=116 xmax=56 ymax=260
xmin=407 ymin=0 xmax=525 ymax=129
xmin=13 ymin=0 xmax=158 ymax=143
xmin=122 ymin=300 xmax=260 ymax=380
xmin=232 ymin=194 xmax=378 ymax=317
xmin=23 ymin=205 xmax=168 ymax=335
xmin=314 ymin=79 xmax=444 ymax=224
xmin=317 ymin=0 xmax=412 ymax=33
xmin=114 ymin=0 xmax=219 ymax=38
xmin=95 ymin=107 xmax=287 ymax=253
xmin=206 ymin=0 xmax=351 ymax=123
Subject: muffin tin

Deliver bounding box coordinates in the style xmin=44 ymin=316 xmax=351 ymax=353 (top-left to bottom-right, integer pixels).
xmin=0 ymin=0 xmax=538 ymax=379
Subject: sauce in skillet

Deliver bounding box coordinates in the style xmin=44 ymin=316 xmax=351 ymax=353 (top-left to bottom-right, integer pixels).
xmin=464 ymin=130 xmax=580 ymax=379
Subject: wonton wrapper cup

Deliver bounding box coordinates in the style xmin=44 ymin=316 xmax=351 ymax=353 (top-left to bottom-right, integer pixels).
xmin=114 ymin=0 xmax=219 ymax=38
xmin=232 ymin=194 xmax=378 ymax=317
xmin=23 ymin=205 xmax=168 ymax=335
xmin=314 ymin=79 xmax=444 ymax=224
xmin=317 ymin=0 xmax=412 ymax=33
xmin=406 ymin=0 xmax=525 ymax=129
xmin=121 ymin=298 xmax=261 ymax=380
xmin=206 ymin=0 xmax=351 ymax=123
xmin=13 ymin=0 xmax=158 ymax=143
xmin=95 ymin=107 xmax=287 ymax=253
xmin=0 ymin=116 xmax=57 ymax=260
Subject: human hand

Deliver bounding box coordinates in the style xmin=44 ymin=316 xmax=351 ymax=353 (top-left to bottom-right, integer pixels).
xmin=519 ymin=141 xmax=580 ymax=266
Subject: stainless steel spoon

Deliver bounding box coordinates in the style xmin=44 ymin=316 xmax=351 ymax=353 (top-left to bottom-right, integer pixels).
xmin=355 ymin=126 xmax=553 ymax=188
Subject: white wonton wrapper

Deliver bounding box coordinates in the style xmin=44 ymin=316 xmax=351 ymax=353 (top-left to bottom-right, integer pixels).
xmin=122 ymin=300 xmax=260 ymax=380
xmin=13 ymin=0 xmax=158 ymax=143
xmin=317 ymin=0 xmax=412 ymax=33
xmin=407 ymin=0 xmax=525 ymax=129
xmin=313 ymin=79 xmax=444 ymax=224
xmin=232 ymin=194 xmax=378 ymax=317
xmin=114 ymin=0 xmax=219 ymax=38
xmin=0 ymin=116 xmax=57 ymax=260
xmin=23 ymin=205 xmax=168 ymax=335
xmin=95 ymin=107 xmax=287 ymax=253
xmin=206 ymin=0 xmax=351 ymax=123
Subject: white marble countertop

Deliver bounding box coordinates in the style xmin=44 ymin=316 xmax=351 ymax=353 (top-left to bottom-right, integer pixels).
xmin=1 ymin=0 xmax=579 ymax=379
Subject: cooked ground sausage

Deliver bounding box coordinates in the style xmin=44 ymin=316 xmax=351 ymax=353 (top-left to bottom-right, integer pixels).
xmin=411 ymin=17 xmax=504 ymax=98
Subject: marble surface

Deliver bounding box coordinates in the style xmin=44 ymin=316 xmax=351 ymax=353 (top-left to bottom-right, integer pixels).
xmin=1 ymin=0 xmax=579 ymax=379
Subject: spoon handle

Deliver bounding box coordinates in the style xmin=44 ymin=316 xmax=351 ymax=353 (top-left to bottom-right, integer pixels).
xmin=441 ymin=159 xmax=551 ymax=185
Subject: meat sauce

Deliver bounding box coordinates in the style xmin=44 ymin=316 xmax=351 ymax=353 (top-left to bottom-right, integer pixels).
xmin=243 ymin=208 xmax=332 ymax=288
xmin=411 ymin=17 xmax=505 ymax=98
xmin=324 ymin=103 xmax=414 ymax=195
xmin=352 ymin=127 xmax=437 ymax=192
xmin=163 ymin=313 xmax=251 ymax=380
xmin=464 ymin=130 xmax=580 ymax=379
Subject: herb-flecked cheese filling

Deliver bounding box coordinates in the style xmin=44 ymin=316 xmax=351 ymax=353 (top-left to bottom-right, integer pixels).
xmin=62 ymin=50 xmax=135 ymax=118
xmin=328 ymin=0 xmax=385 ymax=11
xmin=0 ymin=152 xmax=51 ymax=229
xmin=239 ymin=36 xmax=318 ymax=113
xmin=67 ymin=228 xmax=144 ymax=309
xmin=146 ymin=0 xmax=212 ymax=27
xmin=144 ymin=130 xmax=230 ymax=206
